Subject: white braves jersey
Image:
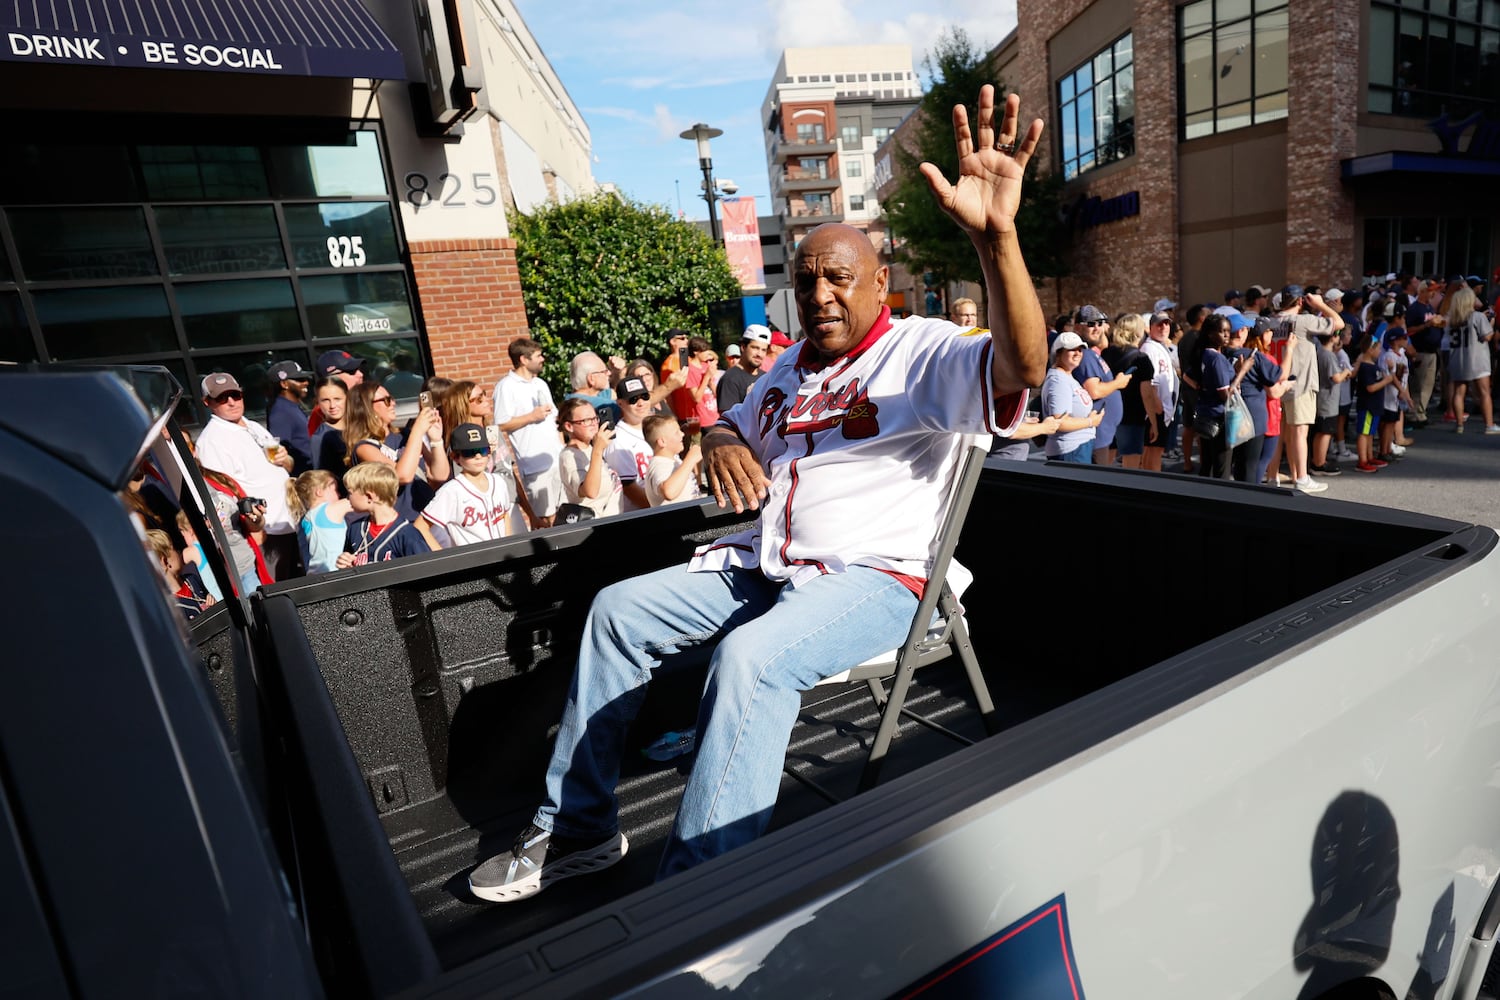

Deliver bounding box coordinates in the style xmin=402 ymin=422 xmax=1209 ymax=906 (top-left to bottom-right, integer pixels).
xmin=691 ymin=310 xmax=1026 ymax=589
xmin=421 ymin=473 xmax=513 ymax=547
xmin=1141 ymin=337 xmax=1179 ymax=417
xmin=605 ymin=420 xmax=653 ymax=512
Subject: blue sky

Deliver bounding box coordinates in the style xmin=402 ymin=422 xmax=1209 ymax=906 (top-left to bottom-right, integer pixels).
xmin=511 ymin=0 xmax=1019 ymax=222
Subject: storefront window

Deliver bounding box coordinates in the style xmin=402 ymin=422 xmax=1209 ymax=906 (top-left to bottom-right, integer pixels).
xmin=156 ymin=205 xmax=286 ymax=275
xmin=1367 ymin=0 xmax=1500 ymax=117
xmin=1179 ymin=0 xmax=1289 ymax=139
xmin=10 ymin=208 xmax=157 ymax=281
xmin=1058 ymin=33 xmax=1135 ymax=179
xmin=283 ymin=202 xmax=401 ymax=269
xmin=301 ymin=272 xmax=414 ymax=340
xmin=0 ymin=144 xmax=139 ymax=205
xmin=270 ymin=131 xmax=388 ymax=197
xmin=346 ymin=336 xmax=425 ymax=401
xmin=34 ymin=285 xmax=175 ymax=360
xmin=178 ymin=278 xmax=302 ymax=350
xmin=194 ymin=349 xmax=316 ymax=424
xmin=140 ymin=145 xmax=270 ymax=200
xmin=0 ymin=294 xmax=34 ymax=363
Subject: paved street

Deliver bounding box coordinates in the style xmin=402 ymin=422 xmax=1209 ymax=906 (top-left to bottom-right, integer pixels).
xmin=1170 ymin=419 xmax=1500 ymax=530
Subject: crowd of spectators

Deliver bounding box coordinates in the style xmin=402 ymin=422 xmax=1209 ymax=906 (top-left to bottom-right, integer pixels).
xmin=129 ymin=331 xmax=784 ymax=621
xmin=1021 ymin=273 xmax=1494 ymax=492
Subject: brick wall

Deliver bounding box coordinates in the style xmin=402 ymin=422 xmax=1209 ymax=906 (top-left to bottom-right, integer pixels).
xmin=1285 ymin=0 xmax=1361 ymax=288
xmin=409 ymin=237 xmax=530 ymax=390
xmin=1015 ymin=0 xmax=1180 ymax=318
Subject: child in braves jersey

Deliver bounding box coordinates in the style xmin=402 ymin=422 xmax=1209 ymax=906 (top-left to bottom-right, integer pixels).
xmin=422 ymin=424 xmax=515 ymax=548
xmin=337 ymin=462 xmax=432 ymax=568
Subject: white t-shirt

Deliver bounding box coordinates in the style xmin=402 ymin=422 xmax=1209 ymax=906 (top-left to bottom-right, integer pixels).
xmin=493 ymin=372 xmax=558 ymax=477
xmin=1336 ymin=348 xmax=1354 ymax=407
xmin=1379 ymin=348 xmax=1406 ymax=410
xmin=645 ymin=455 xmax=702 ymax=507
xmin=1140 ymin=337 xmax=1179 ymax=419
xmin=691 ymin=310 xmax=1025 ymax=589
xmin=605 ymin=420 xmax=654 ymax=512
xmin=194 ymin=415 xmax=294 ymax=534
xmin=558 ymin=444 xmax=623 ymax=517
xmin=421 ymin=473 xmax=513 ymax=547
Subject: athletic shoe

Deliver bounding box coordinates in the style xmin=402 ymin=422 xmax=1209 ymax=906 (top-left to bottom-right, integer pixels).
xmin=1408 ymin=420 xmax=1428 ymax=430
xmin=1369 ymin=457 xmax=1389 ymax=468
xmin=1486 ymin=425 xmax=1500 ymax=435
xmin=1310 ymin=463 xmax=1343 ymax=477
xmin=1294 ymin=476 xmax=1328 ymax=494
xmin=1456 ymin=422 xmax=1465 ymax=434
xmin=1390 ymin=443 xmax=1407 ymax=456
xmin=469 ymin=822 xmax=629 ymax=903
xmin=1443 ymin=413 xmax=1459 ymax=423
xmin=1355 ymin=461 xmax=1380 ymax=473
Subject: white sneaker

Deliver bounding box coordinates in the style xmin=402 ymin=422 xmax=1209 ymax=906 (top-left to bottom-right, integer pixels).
xmin=1295 ymin=477 xmax=1329 ymax=494
xmin=1486 ymin=425 xmax=1500 ymax=435
xmin=1390 ymin=443 xmax=1407 ymax=456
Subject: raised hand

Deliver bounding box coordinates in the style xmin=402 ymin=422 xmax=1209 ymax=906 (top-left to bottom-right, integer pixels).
xmin=919 ymin=86 xmax=1044 ymax=238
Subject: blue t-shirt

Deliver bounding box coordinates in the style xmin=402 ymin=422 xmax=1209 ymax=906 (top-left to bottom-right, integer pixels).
xmin=1195 ymin=349 xmax=1235 ymax=419
xmin=1074 ymin=350 xmax=1123 ymax=447
xmin=302 ymin=502 xmax=348 ymax=574
xmin=1228 ymin=347 xmax=1281 ymax=436
xmin=1355 ymin=360 xmax=1384 ymax=410
xmin=1041 ymin=366 xmax=1095 ymax=457
xmin=1406 ymin=301 xmax=1442 ymax=352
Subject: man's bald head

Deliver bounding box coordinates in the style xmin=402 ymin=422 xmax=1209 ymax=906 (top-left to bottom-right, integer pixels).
xmin=793 ymin=224 xmax=889 ymax=362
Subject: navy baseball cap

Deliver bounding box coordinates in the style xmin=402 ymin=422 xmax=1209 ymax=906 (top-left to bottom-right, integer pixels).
xmin=269 ymin=359 xmax=315 ymax=383
xmin=1075 ymin=304 xmax=1107 ymax=323
xmin=316 ymin=350 xmax=364 ymax=376
xmin=1281 ymin=284 xmax=1305 ymax=301
xmin=1225 ymin=289 xmax=1242 ymax=301
xmin=449 ymin=423 xmax=488 ymax=453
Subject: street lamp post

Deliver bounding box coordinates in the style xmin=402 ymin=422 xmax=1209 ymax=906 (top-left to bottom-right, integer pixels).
xmin=680 ymin=122 xmax=724 ymax=244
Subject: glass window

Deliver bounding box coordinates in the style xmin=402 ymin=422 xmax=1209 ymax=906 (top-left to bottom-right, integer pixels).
xmin=844 ymin=159 xmax=862 ymax=177
xmin=0 ymin=293 xmax=35 ymax=363
xmin=347 ymin=336 xmax=425 ymax=399
xmin=1178 ymin=2 xmax=1289 ymax=138
xmin=1058 ymin=32 xmax=1134 ymax=179
xmin=189 ymin=349 xmax=301 ymax=423
xmin=140 ymin=145 xmax=270 ymax=200
xmin=1369 ymin=0 xmax=1498 ymax=116
xmin=34 ymin=285 xmax=175 ymax=360
xmin=9 ymin=207 xmax=157 ymax=281
xmin=0 ymin=145 xmax=139 ymax=205
xmin=269 ymin=131 xmax=388 ymax=198
xmin=872 ymin=126 xmax=892 ymax=142
xmin=178 ymin=278 xmax=301 ymax=350
xmin=283 ymin=202 xmax=401 ymax=270
xmin=841 ymin=123 xmax=862 ymax=146
xmin=849 ymin=195 xmax=865 ymax=211
xmin=301 ymin=272 xmax=414 ymax=340
xmin=155 ymin=205 xmax=286 ymax=275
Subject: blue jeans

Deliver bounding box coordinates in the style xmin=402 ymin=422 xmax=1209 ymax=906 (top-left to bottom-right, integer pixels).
xmin=536 ymin=562 xmax=919 ymax=879
xmin=1053 ymin=442 xmax=1093 ymax=464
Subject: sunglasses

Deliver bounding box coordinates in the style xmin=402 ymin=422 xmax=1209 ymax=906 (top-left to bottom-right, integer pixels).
xmin=455 ymin=447 xmax=491 ymax=457
xmin=469 ymin=389 xmax=491 ymax=401
xmin=372 ymin=395 xmax=394 ymax=405
xmin=1084 ymin=320 xmax=1106 ymax=327
xmin=210 ymin=391 xmax=244 ymax=402
xmin=624 ymin=395 xmax=650 ymax=404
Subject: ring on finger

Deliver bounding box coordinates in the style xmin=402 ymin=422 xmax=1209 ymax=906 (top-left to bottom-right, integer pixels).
xmin=996 ymin=141 xmax=1016 ymax=153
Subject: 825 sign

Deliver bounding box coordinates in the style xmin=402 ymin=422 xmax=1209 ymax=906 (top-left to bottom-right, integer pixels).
xmin=404 ymin=171 xmax=498 ymax=210
xmin=326 ymin=236 xmax=366 ymax=268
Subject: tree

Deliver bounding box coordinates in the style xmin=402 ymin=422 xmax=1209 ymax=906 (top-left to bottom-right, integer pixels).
xmin=508 ymin=194 xmax=742 ymax=390
xmin=882 ymin=29 xmax=1071 ymax=292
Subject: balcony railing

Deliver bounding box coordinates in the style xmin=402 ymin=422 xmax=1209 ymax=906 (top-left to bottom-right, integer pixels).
xmin=773 ymin=137 xmax=838 ymax=160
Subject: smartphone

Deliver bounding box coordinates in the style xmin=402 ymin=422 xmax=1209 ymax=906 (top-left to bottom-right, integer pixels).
xmin=600 ymin=419 xmax=614 ymax=432
xmin=678 ymin=346 xmax=690 ymax=368
xmin=418 ymin=390 xmax=433 ymax=409
xmin=1286 ymin=374 xmax=1297 ymax=381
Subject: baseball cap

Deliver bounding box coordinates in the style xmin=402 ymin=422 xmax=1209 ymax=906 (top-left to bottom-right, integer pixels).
xmin=726 ymin=343 xmax=742 ymax=358
xmin=1247 ymin=284 xmax=1269 ymax=299
xmin=1051 ymin=331 xmax=1086 ymax=354
xmin=1075 ymin=304 xmax=1107 ymax=324
xmin=1253 ymin=316 xmax=1277 ymax=337
xmin=1384 ymin=326 xmax=1408 ymax=346
xmin=316 ymin=349 xmax=364 ymax=376
xmin=1324 ymin=288 xmax=1344 ymax=302
xmin=771 ymin=330 xmax=795 ymax=348
xmin=618 ymin=376 xmax=650 ymax=402
xmin=1225 ymin=289 xmax=1242 ymax=301
xmin=1281 ymin=284 xmax=1305 ymax=301
xmin=667 ymin=328 xmax=690 ymax=342
xmin=1383 ymin=299 xmax=1399 ymax=318
xmin=1153 ymin=298 xmax=1178 ymax=312
xmin=269 ymin=359 xmax=314 ymax=383
xmin=1468 ymin=275 xmax=1486 ymax=288
xmin=1226 ymin=311 xmax=1252 ymax=333
xmin=1150 ymin=311 xmax=1173 ymax=326
xmin=742 ymin=324 xmax=771 ymax=345
xmin=449 ymin=423 xmax=488 ymax=453
xmin=201 ymin=372 xmax=242 ymax=397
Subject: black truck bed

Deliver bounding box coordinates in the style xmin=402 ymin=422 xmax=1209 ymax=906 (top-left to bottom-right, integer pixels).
xmin=209 ymin=459 xmax=1463 ymax=989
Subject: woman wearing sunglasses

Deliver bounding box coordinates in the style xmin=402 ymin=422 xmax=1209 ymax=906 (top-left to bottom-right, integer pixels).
xmin=343 ymin=382 xmax=449 ymax=549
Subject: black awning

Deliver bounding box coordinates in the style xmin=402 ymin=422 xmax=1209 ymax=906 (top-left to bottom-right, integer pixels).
xmin=1342 ymin=151 xmax=1500 ymax=180
xmin=1 ymin=0 xmax=404 ymax=80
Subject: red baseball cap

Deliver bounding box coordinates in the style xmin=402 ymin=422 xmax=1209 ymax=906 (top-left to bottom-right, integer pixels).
xmin=770 ymin=331 xmax=795 ymax=348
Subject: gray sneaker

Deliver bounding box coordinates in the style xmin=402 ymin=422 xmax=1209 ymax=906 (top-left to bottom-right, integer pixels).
xmin=469 ymin=822 xmax=629 ymax=903
xmin=1294 ymin=476 xmax=1328 ymax=494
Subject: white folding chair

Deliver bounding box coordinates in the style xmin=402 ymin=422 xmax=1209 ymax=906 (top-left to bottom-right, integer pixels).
xmin=789 ymin=435 xmax=1000 ymax=800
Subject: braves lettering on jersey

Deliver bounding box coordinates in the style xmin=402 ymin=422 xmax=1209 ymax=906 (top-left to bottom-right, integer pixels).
xmin=422 ymin=473 xmax=513 ymax=547
xmin=691 ymin=308 xmax=1026 ymax=589
xmin=1140 ymin=338 xmax=1179 ymax=418
xmin=344 ymin=517 xmax=428 ymax=565
xmin=605 ymin=420 xmax=654 ymax=512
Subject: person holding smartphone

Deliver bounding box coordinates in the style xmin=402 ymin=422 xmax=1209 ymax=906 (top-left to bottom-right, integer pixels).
xmin=557 ymin=399 xmax=623 ymax=518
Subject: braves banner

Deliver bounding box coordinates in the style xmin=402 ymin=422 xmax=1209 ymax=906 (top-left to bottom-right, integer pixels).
xmin=720 ymin=196 xmax=766 ymax=290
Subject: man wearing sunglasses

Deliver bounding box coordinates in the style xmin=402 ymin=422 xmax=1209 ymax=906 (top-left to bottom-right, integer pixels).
xmin=193 ymin=371 xmax=302 ymax=580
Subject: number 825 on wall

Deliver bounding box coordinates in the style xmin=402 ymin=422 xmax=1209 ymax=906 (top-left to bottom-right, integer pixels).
xmin=327 ymin=236 xmax=367 ymax=268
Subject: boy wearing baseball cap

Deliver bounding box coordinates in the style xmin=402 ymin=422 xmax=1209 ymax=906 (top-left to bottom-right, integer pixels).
xmin=422 ymin=424 xmax=516 ymax=547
